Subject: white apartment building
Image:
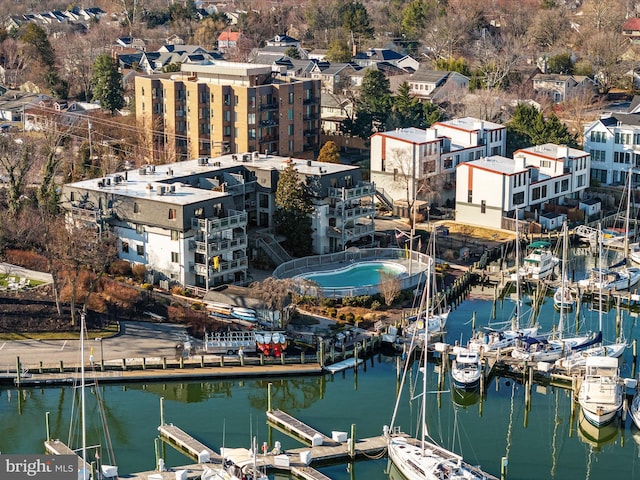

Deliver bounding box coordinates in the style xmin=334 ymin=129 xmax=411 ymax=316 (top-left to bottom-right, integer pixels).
xmin=455 ymin=144 xmax=590 ymax=229
xmin=584 ymin=112 xmax=640 ymax=186
xmin=370 ymin=117 xmax=506 ymax=209
xmin=61 ymin=154 xmax=374 ymax=290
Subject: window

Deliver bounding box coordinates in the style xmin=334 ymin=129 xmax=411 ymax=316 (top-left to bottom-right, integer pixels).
xmin=512 ymin=191 xmax=524 ymax=205
xmin=615 ymin=132 xmax=632 ymax=144
xmin=288 ymin=124 xmax=294 ymax=135
xmin=561 ymin=179 xmax=569 ymax=191
xmin=136 ymin=224 xmax=144 ymax=234
xmin=381 ymin=157 xmax=386 ymax=172
xmin=467 ymin=190 xmax=472 ymax=203
xmin=121 ymin=241 xmax=129 ymax=253
xmin=289 ymin=92 xmax=294 ymax=104
xmin=223 ymin=94 xmax=231 ymax=106
xmin=554 ymin=182 xmax=560 ymax=194
xmin=577 ymin=174 xmax=585 ymax=187
xmin=614 ymin=151 xmax=631 ymax=163
xmin=541 ymin=185 xmax=547 ymax=198
xmin=168 ymin=208 xmax=177 ymax=220
xmin=481 ymin=200 xmax=486 ymax=214
xmin=70 ymin=191 xmax=75 ymax=201
xmin=540 ymin=160 xmax=551 ymax=168
xmin=249 ymin=129 xmax=256 ymax=139
xmin=136 ymin=244 xmax=144 ymax=256
xmin=288 ymin=109 xmax=294 ymax=121
xmin=171 ymin=252 xmax=179 ymax=263
xmin=171 ymin=230 xmax=179 ymax=241
xmin=591 ymin=168 xmax=607 ymax=184
xmin=532 ymin=187 xmax=541 ymax=201
xmin=248 ymin=113 xmax=256 ymax=125
xmin=223 ymin=126 xmax=231 ymax=136
xmin=591 ymin=150 xmax=606 ymax=162
xmin=344 ymin=175 xmax=353 ymax=188
xmin=133 ymin=202 xmax=139 ymax=213
xmin=590 ymin=131 xmax=606 ymax=143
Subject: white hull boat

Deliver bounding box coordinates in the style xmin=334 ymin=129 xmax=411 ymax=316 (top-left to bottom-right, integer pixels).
xmin=450 ymin=347 xmax=482 ymax=390
xmin=578 ymin=356 xmax=623 ymax=427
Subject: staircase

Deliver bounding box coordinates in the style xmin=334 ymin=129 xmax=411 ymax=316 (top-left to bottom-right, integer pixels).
xmin=375 ymin=189 xmax=394 ymax=211
xmin=256 ymin=234 xmax=293 ymax=266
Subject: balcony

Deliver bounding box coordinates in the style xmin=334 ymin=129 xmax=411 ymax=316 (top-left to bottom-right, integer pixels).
xmin=260 ymin=119 xmax=278 ymax=127
xmin=303 ymin=97 xmax=319 ymax=105
xmin=190 ymin=256 xmax=249 ymax=276
xmin=326 ymin=223 xmax=375 ymax=239
xmin=189 ymin=235 xmax=247 ymax=254
xmin=259 ymin=102 xmax=279 ymax=110
xmin=328 ymin=183 xmax=376 ymax=200
xmin=191 ymin=210 xmax=247 ymax=233
xmin=328 ymin=204 xmax=376 ymax=219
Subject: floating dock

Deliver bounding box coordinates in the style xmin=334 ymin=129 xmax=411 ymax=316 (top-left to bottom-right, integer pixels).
xmin=44 ymin=439 xmax=90 ymax=474
xmin=158 ymin=424 xmax=221 ymax=463
xmin=267 ymin=409 xmax=337 ymax=446
xmin=322 ymin=357 xmax=363 ymax=374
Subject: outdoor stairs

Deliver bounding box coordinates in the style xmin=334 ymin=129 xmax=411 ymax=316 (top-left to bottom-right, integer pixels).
xmin=257 ymin=234 xmax=292 ymax=266
xmin=375 ymin=189 xmax=394 ymax=211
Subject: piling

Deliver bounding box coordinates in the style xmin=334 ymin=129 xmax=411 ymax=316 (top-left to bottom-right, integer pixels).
xmin=633 ymin=339 xmax=638 ymax=379
xmin=160 ymin=396 xmax=165 ymax=425
xmin=501 ymin=456 xmax=508 ymax=480
xmin=45 ymin=411 xmax=50 ymax=441
xmin=15 ymin=356 xmax=20 ymax=387
xmin=349 ymin=424 xmax=356 ymax=459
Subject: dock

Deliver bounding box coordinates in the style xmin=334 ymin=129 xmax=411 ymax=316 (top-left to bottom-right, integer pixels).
xmin=44 ymin=439 xmax=90 ymax=474
xmin=291 ymin=466 xmax=333 ymax=480
xmin=267 ymin=409 xmax=337 ymax=446
xmin=158 ymin=424 xmax=221 ymax=463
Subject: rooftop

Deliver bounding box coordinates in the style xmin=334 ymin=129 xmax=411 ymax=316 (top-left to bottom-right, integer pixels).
xmin=463 ymin=156 xmax=528 ymax=175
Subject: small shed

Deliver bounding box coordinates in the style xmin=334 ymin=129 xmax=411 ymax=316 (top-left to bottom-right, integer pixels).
xmin=580 ymin=198 xmax=601 ymax=217
xmin=539 ymin=211 xmax=565 ymax=231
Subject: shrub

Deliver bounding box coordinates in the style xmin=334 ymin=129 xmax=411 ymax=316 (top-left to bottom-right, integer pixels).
xmin=141 ymin=283 xmax=153 ymax=290
xmin=109 ymin=259 xmax=132 ymax=276
xmin=132 ymin=263 xmax=147 ymax=281
xmin=171 ymin=285 xmax=185 ymax=296
xmin=326 ymin=307 xmax=337 ymax=317
xmin=345 ymin=312 xmax=355 ymax=323
xmin=321 ymin=297 xmax=336 ymax=308
xmin=371 ymin=300 xmax=381 ymax=310
xmin=339 ymin=312 xmax=346 ymax=320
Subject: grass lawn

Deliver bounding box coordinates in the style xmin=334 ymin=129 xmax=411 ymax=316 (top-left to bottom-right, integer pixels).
xmin=0 ymin=321 xmax=120 ymax=341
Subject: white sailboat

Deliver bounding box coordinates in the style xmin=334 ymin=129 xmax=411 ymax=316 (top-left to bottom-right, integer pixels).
xmin=630 ymin=388 xmax=640 ymax=430
xmin=384 ymin=257 xmax=498 ymax=480
xmin=553 ymin=222 xmax=576 ymax=311
xmin=578 ymin=355 xmax=623 ymax=427
xmin=470 ymin=213 xmax=538 ymax=353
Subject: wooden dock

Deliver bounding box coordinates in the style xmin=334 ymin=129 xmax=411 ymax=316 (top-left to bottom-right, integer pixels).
xmin=291 ymin=466 xmax=333 ymax=480
xmin=266 ymin=409 xmax=337 ymax=446
xmin=157 ymin=424 xmax=221 ymax=463
xmin=44 ymin=439 xmax=90 ymax=474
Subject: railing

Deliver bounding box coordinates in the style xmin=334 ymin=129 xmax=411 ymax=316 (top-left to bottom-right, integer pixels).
xmin=326 ymin=223 xmax=375 ymax=239
xmin=328 ymin=183 xmax=376 ymax=199
xmin=190 ymin=236 xmax=247 ymax=254
xmin=191 ymin=210 xmax=247 ymax=233
xmin=272 ymin=247 xmax=430 ymax=297
xmin=328 ymin=205 xmax=376 ymax=218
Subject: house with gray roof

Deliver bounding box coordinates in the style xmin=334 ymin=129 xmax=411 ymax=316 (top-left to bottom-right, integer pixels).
xmin=392 ymin=69 xmax=469 ymax=101
xmin=532 ymin=73 xmax=597 ymax=102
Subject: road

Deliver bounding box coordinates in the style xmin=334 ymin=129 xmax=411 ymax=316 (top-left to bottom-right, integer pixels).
xmin=0 ymin=321 xmax=191 ymax=370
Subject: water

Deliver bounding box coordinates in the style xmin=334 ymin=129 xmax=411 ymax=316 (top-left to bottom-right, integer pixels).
xmin=297 ymin=261 xmax=406 ymax=288
xmin=2 ymin=292 xmax=640 ymax=480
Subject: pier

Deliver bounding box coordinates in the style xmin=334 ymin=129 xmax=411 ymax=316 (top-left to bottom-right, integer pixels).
xmin=267 ymin=409 xmax=337 ymax=446
xmin=44 ymin=439 xmax=90 ymax=474
xmin=158 ymin=424 xmax=221 ymax=463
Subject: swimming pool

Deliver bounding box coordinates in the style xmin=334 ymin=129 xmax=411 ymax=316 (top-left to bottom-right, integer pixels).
xmin=296 ymin=261 xmax=408 ymax=288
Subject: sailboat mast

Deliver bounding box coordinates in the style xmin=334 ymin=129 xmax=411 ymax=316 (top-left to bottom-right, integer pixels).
xmin=80 ymin=311 xmax=87 ymax=470
xmin=558 ymin=222 xmax=566 ymax=336
xmin=514 ymin=209 xmax=520 ymax=331
xmin=421 ymin=258 xmax=432 ymax=453
xmin=625 ymin=171 xmax=632 ymax=256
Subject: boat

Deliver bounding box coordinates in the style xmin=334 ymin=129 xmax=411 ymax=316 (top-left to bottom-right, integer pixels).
xmin=511 ymin=333 xmax=592 ymax=363
xmin=470 ymin=213 xmax=538 ymax=352
xmin=603 ymin=171 xmax=636 ymax=252
xmin=553 ymin=222 xmax=576 ymax=311
xmin=450 ymin=347 xmax=482 ymax=390
xmin=577 ymin=356 xmax=623 ymax=427
xmin=202 ymin=438 xmax=268 ymax=480
xmin=630 ymin=387 xmax=640 ymax=430
xmin=230 ymin=306 xmax=257 ymax=322
xmin=255 ymin=331 xmax=287 ymax=357
xmin=517 ymin=240 xmax=559 ymax=280
xmin=383 ymin=256 xmax=498 ymax=480
xmin=578 ymin=265 xmax=640 ymax=291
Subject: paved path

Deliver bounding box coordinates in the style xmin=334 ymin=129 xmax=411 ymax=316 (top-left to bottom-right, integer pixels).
xmin=0 ymin=262 xmax=53 ymax=283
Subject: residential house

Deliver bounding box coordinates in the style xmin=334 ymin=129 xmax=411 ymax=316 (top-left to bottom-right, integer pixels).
xmin=391 ymin=69 xmax=470 ymax=101
xmin=455 ymin=144 xmax=590 ymax=230
xmin=623 ymin=17 xmax=640 ymax=44
xmin=217 ymin=31 xmax=242 ymax=53
xmin=310 ymin=62 xmax=358 ymax=94
xmin=135 ymin=61 xmax=321 ymax=161
xmin=320 ymin=93 xmax=354 ymax=134
xmin=583 ymin=110 xmax=640 ymax=185
xmin=353 ymin=48 xmax=404 ymax=68
xmin=137 ymin=46 xmax=222 ymax=74
xmin=532 ymin=73 xmax=596 ymax=102
xmin=60 ymin=153 xmax=374 ymax=289
xmin=0 ymin=90 xmax=49 ymax=124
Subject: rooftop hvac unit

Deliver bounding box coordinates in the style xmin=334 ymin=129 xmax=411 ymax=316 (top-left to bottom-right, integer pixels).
xmin=197 ymin=157 xmax=207 ymax=166
xmin=105 ymin=177 xmax=111 ymax=185
xmin=139 ymin=168 xmax=147 ymax=175
xmin=169 ymin=184 xmax=176 ymax=193
xmin=213 ymin=161 xmax=221 ymax=167
xmin=253 ymin=151 xmax=259 ymax=160
xmin=242 ymin=153 xmax=250 ymax=162
xmin=157 ymin=185 xmax=166 ymax=195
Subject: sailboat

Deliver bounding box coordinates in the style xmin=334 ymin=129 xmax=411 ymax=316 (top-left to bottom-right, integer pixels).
xmin=470 ymin=212 xmax=538 ymax=352
xmin=383 ymin=257 xmax=498 ymax=480
xmin=630 ymin=387 xmax=640 ymax=430
xmin=553 ymin=222 xmax=576 ymax=311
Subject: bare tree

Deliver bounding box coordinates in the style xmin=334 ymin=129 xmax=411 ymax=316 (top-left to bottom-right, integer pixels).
xmin=0 ymin=38 xmax=29 ymax=87
xmin=559 ymin=89 xmax=603 ymax=145
xmin=250 ymin=277 xmax=298 ymax=328
xmin=527 ymin=7 xmax=570 ymax=50
xmin=379 ymin=271 xmax=401 ymax=307
xmin=0 ymin=135 xmax=34 ymax=215
xmin=474 ymin=33 xmax=523 ymax=90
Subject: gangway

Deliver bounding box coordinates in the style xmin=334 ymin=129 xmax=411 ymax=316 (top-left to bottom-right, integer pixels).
xmin=574 ymin=225 xmax=598 ymax=245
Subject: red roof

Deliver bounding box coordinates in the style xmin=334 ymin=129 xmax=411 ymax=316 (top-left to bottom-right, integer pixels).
xmin=623 ymin=17 xmax=640 ymax=32
xmin=218 ymin=31 xmax=241 ymax=42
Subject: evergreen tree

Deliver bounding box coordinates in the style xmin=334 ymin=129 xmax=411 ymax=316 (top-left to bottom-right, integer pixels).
xmin=92 ymin=54 xmax=125 ymax=114
xmin=20 ymin=23 xmax=55 ymax=68
xmin=317 ymin=141 xmax=341 ymax=163
xmin=341 ymin=1 xmax=374 ymax=43
xmin=326 ymin=38 xmax=352 ymax=62
xmin=284 ymin=46 xmax=301 ymax=59
xmin=547 ymin=53 xmax=574 ymax=75
xmin=274 ymin=164 xmax=313 ymax=257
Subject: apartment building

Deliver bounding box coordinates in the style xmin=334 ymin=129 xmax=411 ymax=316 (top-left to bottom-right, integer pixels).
xmin=135 ymin=61 xmax=321 ymax=162
xmin=455 ymin=144 xmax=590 ymax=229
xmin=369 ymin=118 xmax=506 ymax=209
xmin=60 ymin=153 xmax=374 ymax=289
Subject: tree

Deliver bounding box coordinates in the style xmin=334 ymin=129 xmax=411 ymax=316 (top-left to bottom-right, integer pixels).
xmin=506 ymin=103 xmax=578 ymax=156
xmin=317 ymin=141 xmax=341 ymax=163
xmin=19 ymin=23 xmax=55 ymax=68
xmin=358 ymin=69 xmax=392 ymax=132
xmin=0 ymin=135 xmax=33 ymax=215
xmin=379 ymin=271 xmax=401 ymax=306
xmin=284 ymin=46 xmax=301 ymax=59
xmin=400 ymin=0 xmax=434 ymax=41
xmin=326 ymin=38 xmax=352 ymax=62
xmin=388 ymin=82 xmax=426 ymax=129
xmin=547 ymin=53 xmax=574 ymax=75
xmin=341 ymin=1 xmax=374 ymax=50
xmin=274 ymin=163 xmax=313 ymax=257
xmin=249 ymin=277 xmax=298 ymax=328
xmin=92 ymin=54 xmax=125 ymax=114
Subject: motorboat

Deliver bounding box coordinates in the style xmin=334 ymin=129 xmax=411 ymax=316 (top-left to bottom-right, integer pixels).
xmin=450 ymin=347 xmax=482 ymax=390
xmin=578 ymin=356 xmax=623 ymax=427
